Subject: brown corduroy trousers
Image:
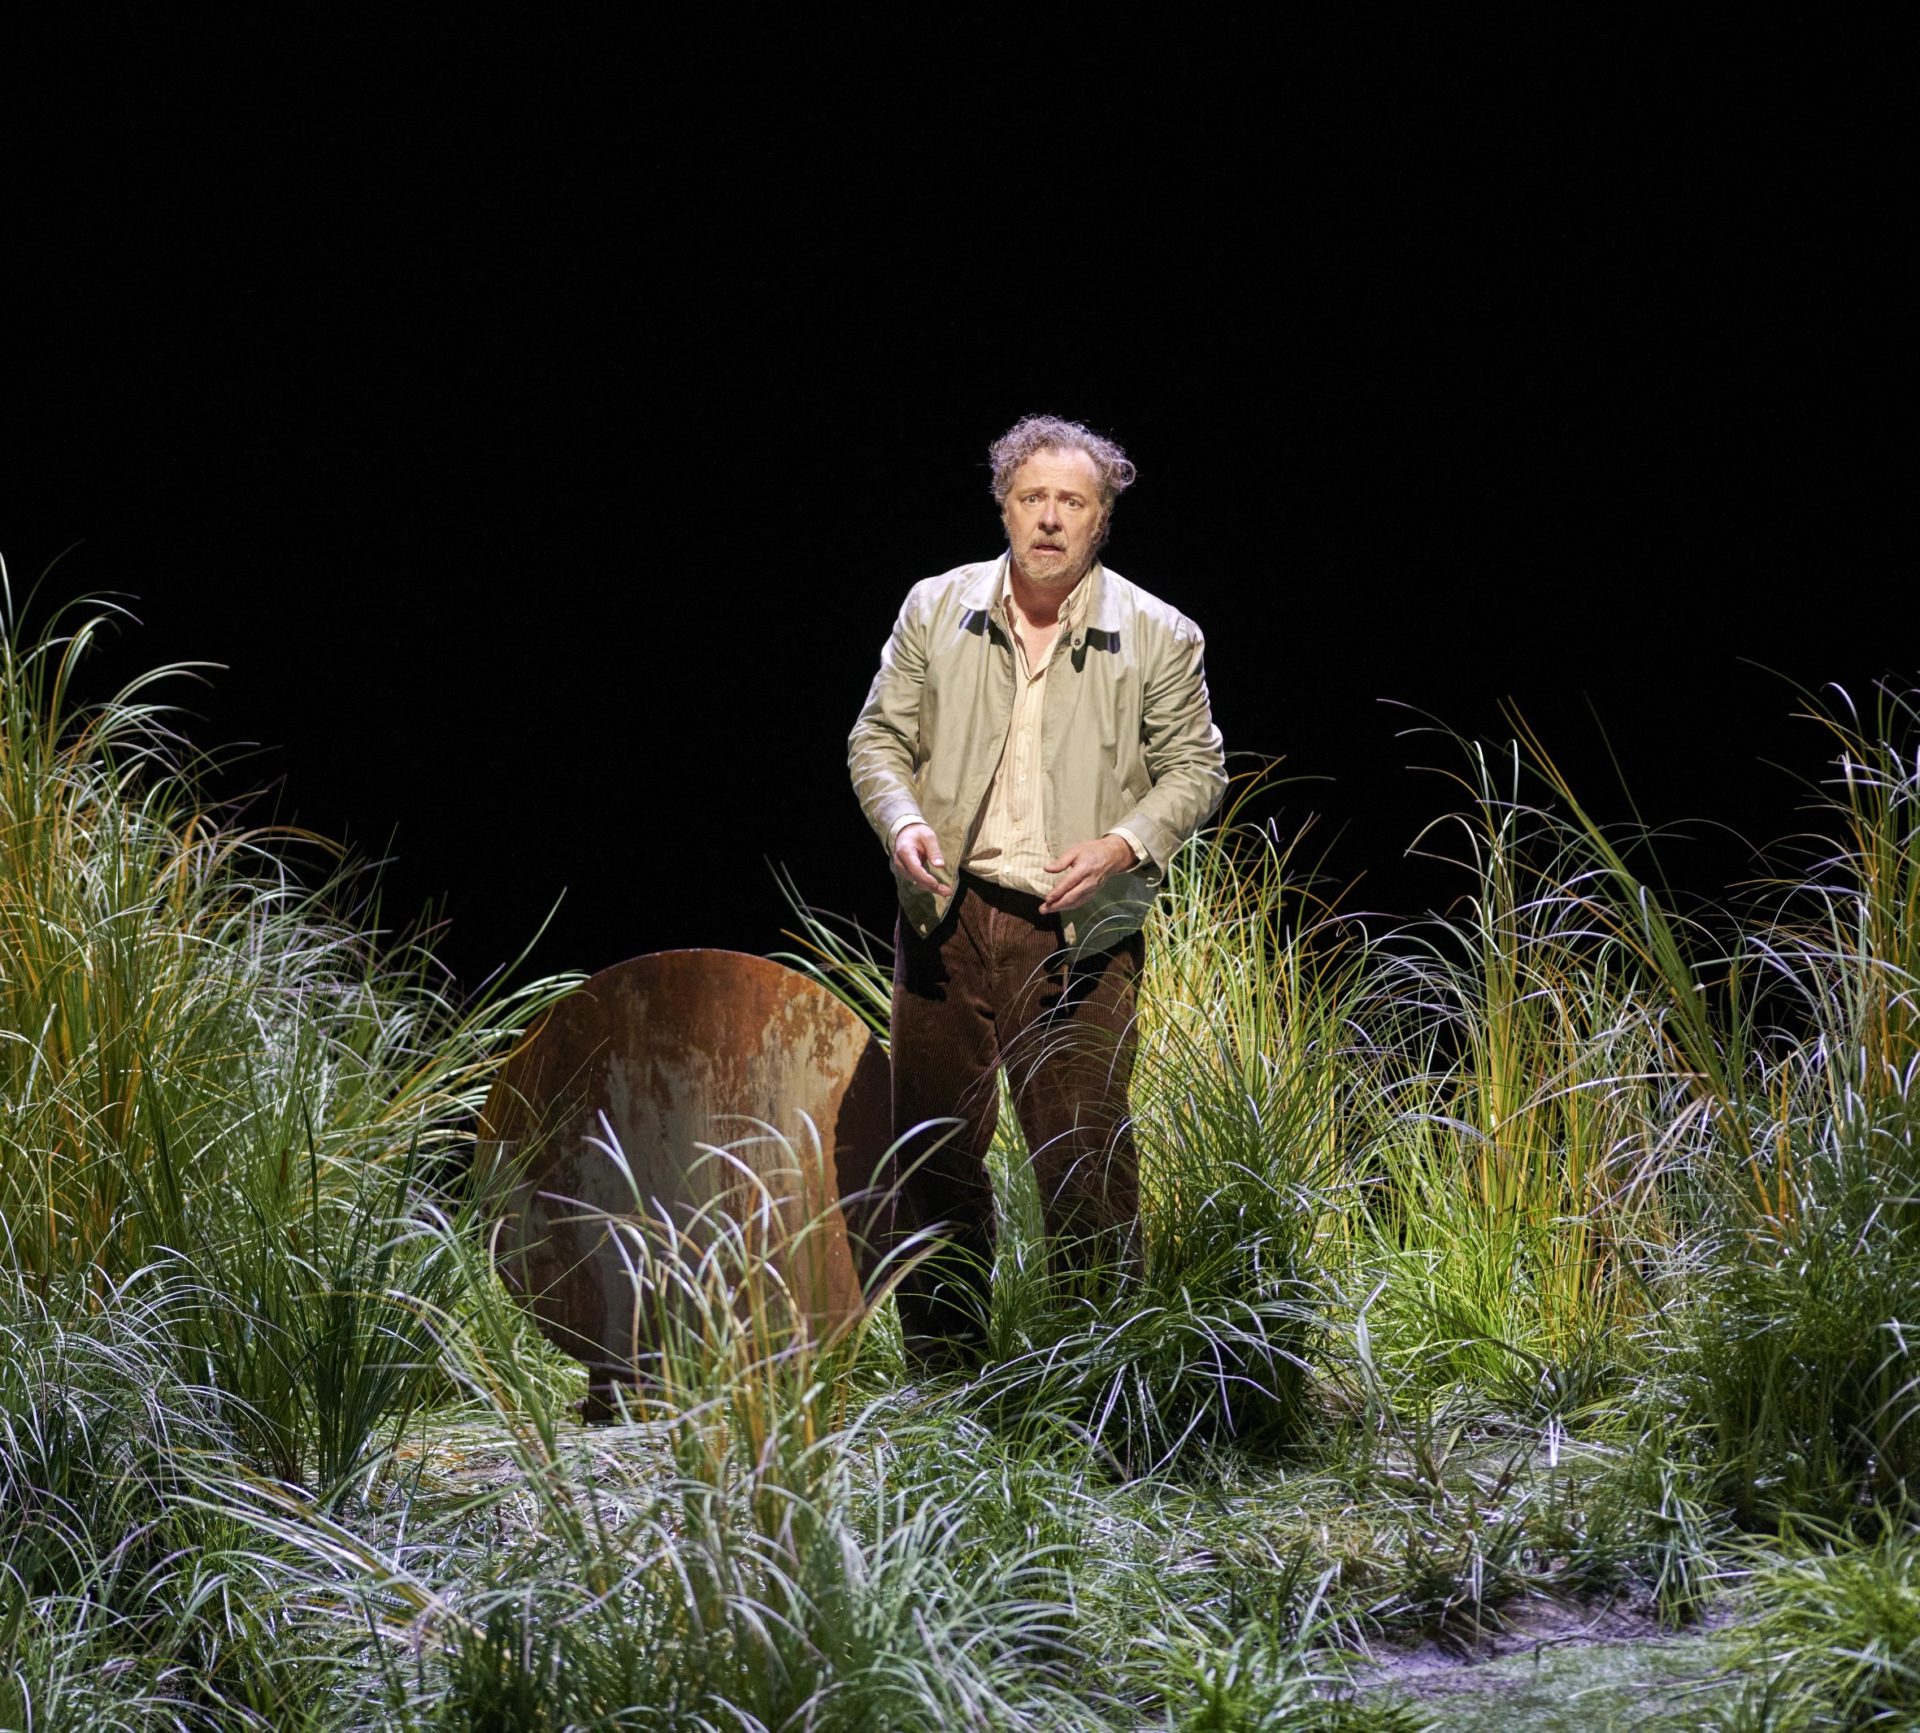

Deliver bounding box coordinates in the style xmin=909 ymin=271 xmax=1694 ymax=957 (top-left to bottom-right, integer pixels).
xmin=864 ymin=872 xmax=1143 ymax=1352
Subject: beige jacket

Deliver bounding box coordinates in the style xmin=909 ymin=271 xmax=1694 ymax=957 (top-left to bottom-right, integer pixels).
xmin=848 ymin=555 xmax=1227 ymax=955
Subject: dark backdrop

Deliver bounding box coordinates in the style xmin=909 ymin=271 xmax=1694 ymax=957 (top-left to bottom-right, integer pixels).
xmin=9 ymin=18 xmax=1907 ymax=992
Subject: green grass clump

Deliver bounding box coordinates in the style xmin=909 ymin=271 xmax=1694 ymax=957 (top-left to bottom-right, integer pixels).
xmin=1673 ymin=697 xmax=1920 ymax=1525
xmin=1706 ymin=1525 xmax=1920 ymax=1728
xmin=0 ymin=1260 xmax=355 ymax=1729
xmin=0 ymin=585 xmax=568 ymax=1498
xmin=0 ymin=579 xmax=574 ymax=1725
xmin=1359 ymin=755 xmax=1677 ymax=1409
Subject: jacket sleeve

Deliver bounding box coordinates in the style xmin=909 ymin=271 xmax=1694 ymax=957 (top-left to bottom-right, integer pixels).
xmin=1113 ymin=618 xmax=1228 ymax=873
xmin=847 ymin=584 xmax=930 ymax=851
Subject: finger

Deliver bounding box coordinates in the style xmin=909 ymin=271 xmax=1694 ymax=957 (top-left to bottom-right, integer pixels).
xmin=1038 ymin=865 xmax=1093 ymax=913
xmin=898 ymin=839 xmax=951 ymax=892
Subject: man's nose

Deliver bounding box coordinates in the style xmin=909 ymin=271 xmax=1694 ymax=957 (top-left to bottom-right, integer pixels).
xmin=1037 ymin=497 xmax=1063 ymax=527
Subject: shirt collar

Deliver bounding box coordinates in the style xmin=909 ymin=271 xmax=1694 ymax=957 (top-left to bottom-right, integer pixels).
xmin=994 ymin=552 xmax=1100 ymax=638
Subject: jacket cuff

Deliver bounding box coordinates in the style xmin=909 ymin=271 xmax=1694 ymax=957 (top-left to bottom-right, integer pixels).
xmin=1112 ymin=808 xmax=1178 ymax=880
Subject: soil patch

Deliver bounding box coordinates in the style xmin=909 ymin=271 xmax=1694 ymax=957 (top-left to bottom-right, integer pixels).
xmin=1354 ymin=1594 xmax=1741 ymax=1729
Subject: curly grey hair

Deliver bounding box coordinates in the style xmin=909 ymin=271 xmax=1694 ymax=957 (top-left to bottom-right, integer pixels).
xmin=988 ymin=415 xmax=1138 ymax=510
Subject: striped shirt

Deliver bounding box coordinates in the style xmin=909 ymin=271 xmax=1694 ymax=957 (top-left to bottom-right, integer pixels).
xmin=962 ymin=570 xmax=1091 ymax=896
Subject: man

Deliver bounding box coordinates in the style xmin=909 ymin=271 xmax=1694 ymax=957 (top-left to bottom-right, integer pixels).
xmin=847 ymin=415 xmax=1227 ymax=1361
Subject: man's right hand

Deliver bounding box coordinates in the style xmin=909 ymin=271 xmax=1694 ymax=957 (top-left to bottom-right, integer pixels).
xmin=892 ymin=823 xmax=953 ymax=893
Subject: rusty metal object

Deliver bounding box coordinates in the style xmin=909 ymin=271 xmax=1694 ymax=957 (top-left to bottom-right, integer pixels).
xmin=476 ymin=951 xmax=887 ymax=1395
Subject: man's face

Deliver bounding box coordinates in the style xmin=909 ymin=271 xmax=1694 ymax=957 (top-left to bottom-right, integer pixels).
xmin=1001 ymin=447 xmax=1107 ymax=591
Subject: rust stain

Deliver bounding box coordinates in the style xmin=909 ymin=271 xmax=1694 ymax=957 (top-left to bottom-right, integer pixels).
xmin=476 ymin=950 xmax=882 ymax=1387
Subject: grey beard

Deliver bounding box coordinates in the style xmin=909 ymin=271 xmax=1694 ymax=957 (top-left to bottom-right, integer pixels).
xmin=1013 ymin=546 xmax=1093 ymax=589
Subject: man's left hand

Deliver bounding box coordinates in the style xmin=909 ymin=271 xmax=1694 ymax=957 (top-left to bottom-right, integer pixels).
xmin=1039 ymin=834 xmax=1137 ymax=915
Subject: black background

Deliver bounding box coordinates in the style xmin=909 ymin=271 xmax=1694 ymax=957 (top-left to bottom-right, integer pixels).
xmin=8 ymin=18 xmax=1907 ymax=993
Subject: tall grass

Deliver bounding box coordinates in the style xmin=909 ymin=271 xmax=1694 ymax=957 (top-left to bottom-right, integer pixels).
xmin=0 ymin=584 xmax=570 ymax=1497
xmin=0 ymin=579 xmax=572 ymax=1723
xmin=1669 ymin=689 xmax=1920 ymax=1524
xmin=1355 ymin=742 xmax=1681 ymax=1410
xmin=11 ymin=570 xmax=1920 ymax=1724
